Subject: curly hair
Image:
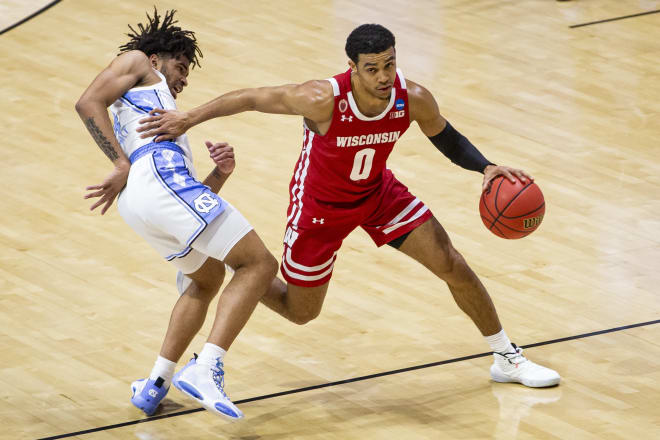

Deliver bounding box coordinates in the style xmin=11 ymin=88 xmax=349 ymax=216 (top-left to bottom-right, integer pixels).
xmin=118 ymin=8 xmax=202 ymax=68
xmin=345 ymin=24 xmax=395 ymax=64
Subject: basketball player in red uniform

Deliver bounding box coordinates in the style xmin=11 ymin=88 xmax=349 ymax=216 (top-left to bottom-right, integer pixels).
xmin=138 ymin=24 xmax=560 ymax=388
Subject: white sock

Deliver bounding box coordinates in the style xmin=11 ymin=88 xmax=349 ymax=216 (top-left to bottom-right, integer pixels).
xmin=485 ymin=329 xmax=515 ymax=355
xmin=149 ymin=355 xmax=176 ymax=388
xmin=197 ymin=342 xmax=227 ymax=367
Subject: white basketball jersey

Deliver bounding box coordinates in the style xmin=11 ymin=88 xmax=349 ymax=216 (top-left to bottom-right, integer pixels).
xmin=110 ymin=69 xmax=192 ymax=160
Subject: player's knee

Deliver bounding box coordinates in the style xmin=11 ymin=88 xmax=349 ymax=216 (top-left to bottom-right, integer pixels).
xmin=290 ymin=307 xmax=321 ymax=325
xmin=186 ymin=278 xmax=222 ymax=302
xmin=432 ymin=232 xmax=462 ymax=277
xmin=254 ymin=252 xmax=278 ymax=282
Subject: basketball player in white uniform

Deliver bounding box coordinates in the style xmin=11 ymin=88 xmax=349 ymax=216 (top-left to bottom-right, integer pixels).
xmin=75 ymin=9 xmax=277 ymax=419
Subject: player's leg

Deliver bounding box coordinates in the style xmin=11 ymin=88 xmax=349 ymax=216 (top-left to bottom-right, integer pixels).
xmin=256 ymin=193 xmax=353 ymax=324
xmin=159 ymin=256 xmax=226 ymax=362
xmin=395 ymin=216 xmax=560 ymax=387
xmin=171 ymin=206 xmax=278 ymax=419
xmin=130 ymin=254 xmax=227 ymax=416
xmin=259 ymin=278 xmax=329 ymax=325
xmin=204 ymin=230 xmax=278 ymax=349
xmin=362 ymin=171 xmax=559 ymax=388
xmin=398 ymin=217 xmax=501 ymax=336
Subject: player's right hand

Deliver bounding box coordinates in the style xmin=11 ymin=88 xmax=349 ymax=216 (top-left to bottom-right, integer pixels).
xmin=84 ymin=163 xmax=130 ymax=215
xmin=206 ymin=141 xmax=235 ymax=175
xmin=137 ymin=108 xmax=189 ymax=142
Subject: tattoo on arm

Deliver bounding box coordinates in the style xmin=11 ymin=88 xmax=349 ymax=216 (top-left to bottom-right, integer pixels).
xmin=84 ymin=116 xmax=119 ymax=161
xmin=212 ymin=167 xmax=223 ymax=179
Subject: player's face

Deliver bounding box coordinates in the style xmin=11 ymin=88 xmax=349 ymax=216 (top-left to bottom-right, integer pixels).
xmin=353 ymin=47 xmax=396 ymax=100
xmin=159 ymin=54 xmax=190 ymax=99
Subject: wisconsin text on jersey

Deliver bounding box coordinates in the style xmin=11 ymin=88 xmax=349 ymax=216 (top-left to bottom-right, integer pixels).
xmin=336 ymin=131 xmax=401 ymax=147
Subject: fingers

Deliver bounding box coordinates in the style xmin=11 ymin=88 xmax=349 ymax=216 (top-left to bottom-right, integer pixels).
xmin=100 ymin=196 xmax=116 ymax=215
xmin=136 ymin=115 xmax=162 ymax=130
xmin=482 ymin=176 xmax=494 ymax=192
xmin=138 ymin=126 xmax=166 ymax=138
xmin=211 ymin=152 xmax=235 ymax=162
xmin=517 ymin=169 xmax=534 ymax=182
xmin=84 ymin=189 xmax=105 ymax=199
xmin=154 ymin=134 xmax=175 ymax=142
xmin=512 ymin=169 xmax=528 ymax=183
xmin=206 ymin=141 xmax=230 ymax=150
xmin=89 ymin=197 xmax=106 ymax=211
xmin=500 ymin=168 xmax=517 ymax=183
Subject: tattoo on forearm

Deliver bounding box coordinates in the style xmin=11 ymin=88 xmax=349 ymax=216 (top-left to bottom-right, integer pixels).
xmin=212 ymin=167 xmax=223 ymax=179
xmin=84 ymin=117 xmax=119 ymax=161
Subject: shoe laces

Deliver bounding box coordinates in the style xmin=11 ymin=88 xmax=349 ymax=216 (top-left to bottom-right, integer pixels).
xmin=210 ymin=358 xmax=228 ymax=397
xmin=495 ymin=343 xmax=528 ymax=366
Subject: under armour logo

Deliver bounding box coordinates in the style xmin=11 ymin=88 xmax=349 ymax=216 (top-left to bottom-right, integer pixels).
xmin=194 ymin=193 xmax=219 ymax=214
xmin=312 ymin=218 xmax=324 ymax=224
xmin=148 ymin=389 xmax=159 ymax=398
xmin=341 ymin=115 xmax=353 ymax=122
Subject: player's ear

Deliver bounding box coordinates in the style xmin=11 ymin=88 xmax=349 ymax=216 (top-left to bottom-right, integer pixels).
xmin=149 ymin=54 xmax=160 ymax=69
xmin=348 ymin=59 xmax=356 ymax=73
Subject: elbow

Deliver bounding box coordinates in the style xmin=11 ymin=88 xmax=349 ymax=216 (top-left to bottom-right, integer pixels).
xmin=75 ymin=98 xmax=87 ymax=115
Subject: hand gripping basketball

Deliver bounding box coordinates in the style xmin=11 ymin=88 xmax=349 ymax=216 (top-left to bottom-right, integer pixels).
xmin=479 ymin=176 xmax=545 ymax=239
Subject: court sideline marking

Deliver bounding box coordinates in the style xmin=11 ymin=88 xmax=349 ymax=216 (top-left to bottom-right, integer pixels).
xmin=570 ymin=9 xmax=660 ymax=28
xmin=37 ymin=318 xmax=660 ymax=440
xmin=0 ymin=0 xmax=62 ymax=36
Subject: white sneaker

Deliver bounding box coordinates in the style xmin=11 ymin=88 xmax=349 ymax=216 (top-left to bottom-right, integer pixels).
xmin=490 ymin=344 xmax=560 ymax=388
xmin=173 ymin=357 xmax=243 ymax=419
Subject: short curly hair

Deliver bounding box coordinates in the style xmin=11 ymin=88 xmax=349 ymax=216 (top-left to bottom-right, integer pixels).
xmin=345 ymin=24 xmax=395 ymax=64
xmin=118 ymin=8 xmax=202 ymax=68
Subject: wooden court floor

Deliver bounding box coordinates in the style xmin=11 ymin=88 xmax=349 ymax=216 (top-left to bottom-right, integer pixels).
xmin=1 ymin=1 xmax=659 ymax=439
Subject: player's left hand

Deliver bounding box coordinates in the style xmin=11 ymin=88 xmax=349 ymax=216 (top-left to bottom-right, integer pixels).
xmin=137 ymin=108 xmax=190 ymax=142
xmin=206 ymin=141 xmax=235 ymax=175
xmin=482 ymin=165 xmax=533 ymax=191
xmin=84 ymin=163 xmax=130 ymax=215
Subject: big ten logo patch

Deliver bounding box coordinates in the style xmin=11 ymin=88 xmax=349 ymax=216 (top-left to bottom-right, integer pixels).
xmin=194 ymin=193 xmax=219 ymax=214
xmin=389 ymin=110 xmax=405 ymax=119
xmin=284 ymin=226 xmax=299 ymax=247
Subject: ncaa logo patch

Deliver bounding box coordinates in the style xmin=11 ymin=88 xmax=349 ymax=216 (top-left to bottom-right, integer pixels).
xmin=339 ymin=99 xmax=348 ymax=113
xmin=395 ymin=98 xmax=405 ymax=111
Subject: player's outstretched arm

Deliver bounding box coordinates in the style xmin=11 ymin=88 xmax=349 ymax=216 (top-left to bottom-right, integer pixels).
xmin=408 ymin=79 xmax=532 ymax=190
xmin=137 ymin=80 xmax=334 ymax=142
xmin=75 ymin=50 xmax=152 ymax=213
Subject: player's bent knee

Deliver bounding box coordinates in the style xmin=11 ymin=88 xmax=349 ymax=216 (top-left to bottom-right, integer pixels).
xmin=290 ymin=308 xmax=321 ymax=325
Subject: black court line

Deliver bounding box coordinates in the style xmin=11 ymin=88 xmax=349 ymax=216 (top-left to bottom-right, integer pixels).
xmin=38 ymin=318 xmax=660 ymax=440
xmin=0 ymin=0 xmax=62 ymax=36
xmin=570 ymin=9 xmax=660 ymax=28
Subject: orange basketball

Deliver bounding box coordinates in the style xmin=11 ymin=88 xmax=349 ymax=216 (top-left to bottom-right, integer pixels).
xmin=479 ymin=176 xmax=545 ymax=239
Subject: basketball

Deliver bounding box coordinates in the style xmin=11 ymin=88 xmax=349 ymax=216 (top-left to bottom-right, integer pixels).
xmin=479 ymin=176 xmax=545 ymax=239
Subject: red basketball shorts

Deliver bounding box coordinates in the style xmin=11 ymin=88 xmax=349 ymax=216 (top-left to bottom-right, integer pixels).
xmin=280 ymin=169 xmax=432 ymax=287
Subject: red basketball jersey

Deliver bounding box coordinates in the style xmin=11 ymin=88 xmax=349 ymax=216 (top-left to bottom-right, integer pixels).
xmin=290 ymin=68 xmax=411 ymax=204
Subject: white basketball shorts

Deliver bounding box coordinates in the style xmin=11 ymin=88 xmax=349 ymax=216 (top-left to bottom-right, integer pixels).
xmin=117 ymin=143 xmax=253 ymax=274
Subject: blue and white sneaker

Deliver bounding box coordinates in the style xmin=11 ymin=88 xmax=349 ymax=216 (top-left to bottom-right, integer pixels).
xmin=130 ymin=376 xmax=169 ymax=416
xmin=172 ymin=355 xmax=197 ymax=392
xmin=172 ymin=356 xmax=243 ymax=419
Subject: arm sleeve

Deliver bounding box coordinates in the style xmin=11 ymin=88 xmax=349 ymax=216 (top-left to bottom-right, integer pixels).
xmin=428 ymin=121 xmax=495 ymax=173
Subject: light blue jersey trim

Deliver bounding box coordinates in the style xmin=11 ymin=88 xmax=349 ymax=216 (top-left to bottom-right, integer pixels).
xmin=148 ymin=154 xmax=207 ymax=249
xmin=166 ymin=246 xmax=194 ymax=261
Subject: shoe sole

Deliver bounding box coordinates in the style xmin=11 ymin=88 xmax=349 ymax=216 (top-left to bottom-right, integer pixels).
xmin=173 ymin=378 xmax=243 ymax=420
xmin=490 ymin=365 xmax=560 ymax=388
